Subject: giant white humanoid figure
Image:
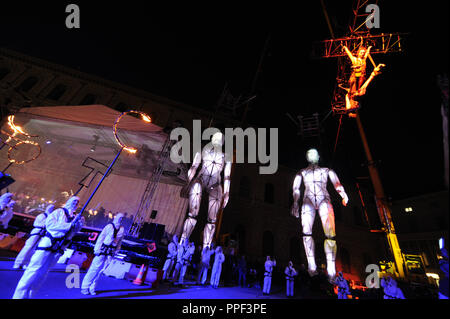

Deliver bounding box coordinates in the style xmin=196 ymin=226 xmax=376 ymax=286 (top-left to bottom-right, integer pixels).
xmin=291 ymin=148 xmax=348 ymax=280
xmin=180 ymin=131 xmax=232 ymax=249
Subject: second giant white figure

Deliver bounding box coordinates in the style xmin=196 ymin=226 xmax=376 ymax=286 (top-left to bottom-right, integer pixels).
xmin=291 ymin=148 xmax=348 ymax=280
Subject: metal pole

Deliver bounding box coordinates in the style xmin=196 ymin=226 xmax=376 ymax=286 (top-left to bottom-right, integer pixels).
xmin=355 ymin=111 xmax=405 ymax=278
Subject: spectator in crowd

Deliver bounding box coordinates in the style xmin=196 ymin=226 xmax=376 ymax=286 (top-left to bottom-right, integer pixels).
xmin=237 ymin=255 xmax=247 ymax=288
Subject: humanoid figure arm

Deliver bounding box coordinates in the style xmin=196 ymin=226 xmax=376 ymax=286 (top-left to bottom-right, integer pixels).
xmin=343 ymin=45 xmax=356 ymax=64
xmin=364 ymin=46 xmax=372 ymax=60
xmin=222 ymin=161 xmax=232 ymax=208
xmin=187 ymin=151 xmax=202 ymax=182
xmin=328 ymin=170 xmax=348 ymax=206
xmin=291 ymin=174 xmax=302 ymax=218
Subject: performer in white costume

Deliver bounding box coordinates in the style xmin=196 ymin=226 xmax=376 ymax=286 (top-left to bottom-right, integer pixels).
xmin=0 ymin=193 xmax=15 ymax=230
xmin=197 ymin=244 xmax=215 ymax=285
xmin=334 ymin=271 xmax=350 ymax=299
xmin=210 ymin=246 xmax=225 ymax=289
xmin=12 ymin=196 xmax=83 ymax=299
xmin=263 ymin=256 xmax=276 ymax=295
xmin=291 ymin=148 xmax=348 ymax=280
xmin=285 ymin=261 xmax=298 ymax=297
xmin=81 ymin=213 xmax=124 ymax=295
xmin=162 ymin=234 xmax=178 ymax=281
xmin=14 ymin=204 xmax=55 ymax=269
xmin=180 ymin=131 xmax=232 ymax=249
xmin=171 ymin=240 xmax=188 ymax=282
xmin=177 ymin=241 xmax=195 ymax=285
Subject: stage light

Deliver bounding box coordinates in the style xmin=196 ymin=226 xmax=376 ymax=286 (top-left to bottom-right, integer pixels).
xmin=46 ymin=140 xmax=52 ymax=144
xmin=90 ymin=145 xmax=96 ymax=152
xmin=426 ymin=273 xmax=439 ymax=280
xmin=404 ymin=207 xmax=413 ymax=212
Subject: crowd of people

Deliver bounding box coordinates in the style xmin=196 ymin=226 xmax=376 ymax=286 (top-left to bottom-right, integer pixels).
xmin=1 ymin=193 xmax=448 ymax=299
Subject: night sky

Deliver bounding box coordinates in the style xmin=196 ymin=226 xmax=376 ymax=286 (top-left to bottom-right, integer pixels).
xmin=1 ymin=1 xmax=448 ymax=200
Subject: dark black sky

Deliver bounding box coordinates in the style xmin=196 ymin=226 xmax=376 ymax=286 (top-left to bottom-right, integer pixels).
xmin=1 ymin=1 xmax=448 ymax=200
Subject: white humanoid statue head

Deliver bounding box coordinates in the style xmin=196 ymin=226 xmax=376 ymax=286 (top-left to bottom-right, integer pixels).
xmin=211 ymin=132 xmax=224 ymax=148
xmin=64 ymin=196 xmax=80 ymax=213
xmin=113 ymin=213 xmax=124 ymax=228
xmin=306 ymin=148 xmax=320 ymax=164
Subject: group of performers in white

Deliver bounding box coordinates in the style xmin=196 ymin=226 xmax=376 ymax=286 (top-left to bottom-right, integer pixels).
xmin=3 ymin=140 xmax=407 ymax=298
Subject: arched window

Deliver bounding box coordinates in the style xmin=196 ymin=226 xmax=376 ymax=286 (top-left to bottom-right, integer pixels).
xmin=18 ymin=76 xmax=38 ymax=92
xmin=264 ymin=183 xmax=274 ymax=204
xmin=289 ymin=237 xmax=302 ymax=264
xmin=340 ymin=247 xmax=351 ymax=273
xmin=239 ymin=176 xmax=251 ymax=198
xmin=79 ymin=93 xmax=97 ymax=105
xmin=0 ymin=67 xmax=10 ymax=81
xmin=46 ymin=84 xmax=67 ymax=101
xmin=262 ymin=230 xmax=274 ymax=257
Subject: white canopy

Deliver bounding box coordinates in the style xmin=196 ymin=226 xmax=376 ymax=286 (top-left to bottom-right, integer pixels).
xmin=1 ymin=105 xmax=189 ymax=235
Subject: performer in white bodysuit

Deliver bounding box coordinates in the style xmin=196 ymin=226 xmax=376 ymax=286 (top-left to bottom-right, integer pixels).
xmin=180 ymin=131 xmax=232 ymax=249
xmin=291 ymin=149 xmax=348 ymax=280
